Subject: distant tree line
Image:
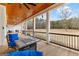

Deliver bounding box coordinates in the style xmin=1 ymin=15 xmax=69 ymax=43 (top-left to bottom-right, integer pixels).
xmin=27 ymin=17 xmax=79 ymax=29
xmin=35 ymin=17 xmax=79 ymax=29
xmin=50 ymin=17 xmax=79 ymax=29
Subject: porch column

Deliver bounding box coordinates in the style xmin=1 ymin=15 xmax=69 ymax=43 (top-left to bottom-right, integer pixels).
xmin=0 ymin=5 xmax=8 ymax=48
xmin=21 ymin=23 xmax=23 ymax=31
xmin=46 ymin=11 xmax=50 ymax=43
xmin=25 ymin=20 xmax=27 ymax=31
xmin=33 ymin=17 xmax=36 ymax=37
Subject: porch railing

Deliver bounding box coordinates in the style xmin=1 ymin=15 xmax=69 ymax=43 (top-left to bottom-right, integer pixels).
xmin=26 ymin=31 xmax=79 ymax=51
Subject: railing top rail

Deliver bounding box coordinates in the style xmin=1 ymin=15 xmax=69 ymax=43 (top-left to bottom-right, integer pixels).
xmin=26 ymin=31 xmax=79 ymax=37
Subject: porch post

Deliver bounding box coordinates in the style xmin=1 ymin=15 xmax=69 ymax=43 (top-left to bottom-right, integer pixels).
xmin=25 ymin=20 xmax=27 ymax=31
xmin=0 ymin=5 xmax=8 ymax=48
xmin=46 ymin=11 xmax=50 ymax=43
xmin=33 ymin=17 xmax=36 ymax=37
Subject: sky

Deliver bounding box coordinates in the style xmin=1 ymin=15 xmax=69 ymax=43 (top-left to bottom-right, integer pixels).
xmin=49 ymin=3 xmax=79 ymax=21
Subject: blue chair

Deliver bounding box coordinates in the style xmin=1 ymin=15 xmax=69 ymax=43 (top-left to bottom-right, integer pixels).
xmin=7 ymin=50 xmax=43 ymax=56
xmin=8 ymin=34 xmax=19 ymax=48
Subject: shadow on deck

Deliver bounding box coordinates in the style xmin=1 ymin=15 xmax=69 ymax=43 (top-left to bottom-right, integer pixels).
xmin=37 ymin=40 xmax=79 ymax=56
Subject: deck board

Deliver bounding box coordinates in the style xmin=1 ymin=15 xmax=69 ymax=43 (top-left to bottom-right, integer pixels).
xmin=37 ymin=40 xmax=79 ymax=56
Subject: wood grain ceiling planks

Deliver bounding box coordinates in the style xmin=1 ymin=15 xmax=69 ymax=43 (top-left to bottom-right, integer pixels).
xmin=0 ymin=3 xmax=54 ymax=25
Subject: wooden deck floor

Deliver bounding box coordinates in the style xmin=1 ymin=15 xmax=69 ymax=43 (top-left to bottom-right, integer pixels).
xmin=37 ymin=40 xmax=79 ymax=56
xmin=0 ymin=39 xmax=79 ymax=56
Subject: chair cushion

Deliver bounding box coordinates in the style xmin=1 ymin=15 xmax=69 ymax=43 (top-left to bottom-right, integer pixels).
xmin=7 ymin=50 xmax=43 ymax=56
xmin=8 ymin=34 xmax=19 ymax=47
xmin=8 ymin=34 xmax=19 ymax=41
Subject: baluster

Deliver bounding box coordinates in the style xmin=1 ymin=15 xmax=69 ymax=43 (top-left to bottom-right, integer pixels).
xmin=72 ymin=36 xmax=75 ymax=48
xmin=62 ymin=35 xmax=65 ymax=45
xmin=75 ymin=36 xmax=78 ymax=49
xmin=63 ymin=35 xmax=65 ymax=45
xmin=66 ymin=35 xmax=68 ymax=46
xmin=70 ymin=36 xmax=73 ymax=48
xmin=59 ymin=35 xmax=62 ymax=45
xmin=66 ymin=36 xmax=69 ymax=46
xmin=77 ymin=37 xmax=79 ymax=50
xmin=55 ymin=35 xmax=57 ymax=43
xmin=56 ymin=35 xmax=60 ymax=43
xmin=68 ymin=36 xmax=71 ymax=47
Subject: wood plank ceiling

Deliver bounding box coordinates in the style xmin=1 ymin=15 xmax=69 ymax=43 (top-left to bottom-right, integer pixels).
xmin=1 ymin=3 xmax=54 ymax=25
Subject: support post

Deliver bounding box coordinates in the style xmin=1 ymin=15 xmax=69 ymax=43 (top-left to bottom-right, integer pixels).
xmin=25 ymin=20 xmax=27 ymax=31
xmin=0 ymin=5 xmax=8 ymax=49
xmin=46 ymin=11 xmax=50 ymax=44
xmin=25 ymin=21 xmax=28 ymax=36
xmin=33 ymin=18 xmax=36 ymax=37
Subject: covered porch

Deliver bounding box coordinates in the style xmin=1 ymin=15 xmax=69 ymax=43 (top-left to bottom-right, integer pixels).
xmin=0 ymin=3 xmax=79 ymax=56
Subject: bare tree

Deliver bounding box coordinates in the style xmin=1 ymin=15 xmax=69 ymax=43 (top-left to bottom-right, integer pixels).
xmin=58 ymin=6 xmax=72 ymax=30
